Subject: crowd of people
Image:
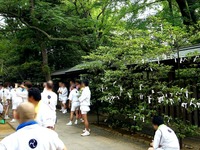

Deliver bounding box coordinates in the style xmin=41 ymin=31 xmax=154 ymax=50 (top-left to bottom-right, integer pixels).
xmin=0 ymin=79 xmax=181 ymax=150
xmin=0 ymin=79 xmax=91 ymax=149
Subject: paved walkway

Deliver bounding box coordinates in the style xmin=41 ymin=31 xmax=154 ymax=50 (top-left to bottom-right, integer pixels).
xmin=56 ymin=111 xmax=148 ymax=150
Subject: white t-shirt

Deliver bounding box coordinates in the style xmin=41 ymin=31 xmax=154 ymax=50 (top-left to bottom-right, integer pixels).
xmin=0 ymin=124 xmax=65 ymax=150
xmin=0 ymin=88 xmax=10 ymax=104
xmin=16 ymin=88 xmax=28 ymax=102
xmin=79 ymin=86 xmax=91 ymax=106
xmin=68 ymin=89 xmax=79 ymax=103
xmin=153 ymin=124 xmax=180 ymax=150
xmin=60 ymin=87 xmax=68 ymax=101
xmin=41 ymin=90 xmax=57 ymax=111
xmin=10 ymin=88 xmax=23 ymax=104
xmin=35 ymin=101 xmax=56 ymax=127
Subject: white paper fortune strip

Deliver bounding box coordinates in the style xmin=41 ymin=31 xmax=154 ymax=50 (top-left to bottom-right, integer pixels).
xmin=119 ymin=86 xmax=123 ymax=96
xmin=169 ymin=99 xmax=174 ymax=105
xmin=157 ymin=57 xmax=160 ymax=64
xmin=193 ymin=56 xmax=199 ymax=62
xmin=140 ymin=94 xmax=144 ymax=100
xmin=158 ymin=96 xmax=164 ymax=103
xmin=190 ymin=98 xmax=196 ymax=108
xmin=147 ymin=95 xmax=152 ymax=104
xmin=127 ymin=92 xmax=132 ymax=99
xmin=139 ymin=84 xmax=143 ymax=90
xmin=197 ymin=103 xmax=200 ymax=108
xmin=185 ymin=90 xmax=189 ymax=98
xmin=181 ymin=103 xmax=187 ymax=108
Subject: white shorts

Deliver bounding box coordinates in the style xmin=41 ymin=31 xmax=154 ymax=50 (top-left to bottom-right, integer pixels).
xmin=12 ymin=102 xmax=21 ymax=110
xmin=71 ymin=102 xmax=80 ymax=112
xmin=60 ymin=97 xmax=68 ymax=104
xmin=80 ymin=106 xmax=90 ymax=115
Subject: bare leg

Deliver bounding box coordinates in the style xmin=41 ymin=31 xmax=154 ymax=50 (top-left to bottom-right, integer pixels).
xmin=75 ymin=110 xmax=79 ymax=120
xmin=70 ymin=111 xmax=74 ymax=121
xmin=82 ymin=114 xmax=89 ymax=130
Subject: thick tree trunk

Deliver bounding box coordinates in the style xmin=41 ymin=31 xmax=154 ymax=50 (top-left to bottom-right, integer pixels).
xmin=41 ymin=43 xmax=51 ymax=81
xmin=175 ymin=0 xmax=197 ymax=25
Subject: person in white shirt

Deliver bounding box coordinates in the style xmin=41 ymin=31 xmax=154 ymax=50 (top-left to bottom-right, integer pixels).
xmin=148 ymin=116 xmax=180 ymax=150
xmin=0 ymin=102 xmax=67 ymax=150
xmin=59 ymin=82 xmax=68 ymax=114
xmin=57 ymin=82 xmax=64 ymax=112
xmin=79 ymin=80 xmax=91 ymax=136
xmin=41 ymin=81 xmax=57 ymax=127
xmin=0 ymin=83 xmax=11 ymax=119
xmin=10 ymin=83 xmax=23 ymax=123
xmin=17 ymin=81 xmax=32 ymax=102
xmin=28 ymin=87 xmax=56 ymax=129
xmin=66 ymin=84 xmax=80 ymax=126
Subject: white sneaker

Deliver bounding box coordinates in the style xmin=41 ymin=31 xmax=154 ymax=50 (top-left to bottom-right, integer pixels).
xmin=80 ymin=118 xmax=84 ymax=122
xmin=74 ymin=120 xmax=78 ymax=125
xmin=59 ymin=109 xmax=63 ymax=112
xmin=10 ymin=119 xmax=16 ymax=123
xmin=4 ymin=116 xmax=10 ymax=120
xmin=81 ymin=130 xmax=90 ymax=136
xmin=66 ymin=121 xmax=72 ymax=126
xmin=83 ymin=128 xmax=91 ymax=133
xmin=62 ymin=110 xmax=67 ymax=114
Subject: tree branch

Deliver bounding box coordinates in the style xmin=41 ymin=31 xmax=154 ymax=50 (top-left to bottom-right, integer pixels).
xmin=19 ymin=18 xmax=80 ymax=42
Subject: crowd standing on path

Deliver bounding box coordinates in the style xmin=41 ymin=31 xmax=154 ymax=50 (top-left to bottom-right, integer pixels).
xmin=0 ymin=79 xmax=91 ymax=149
xmin=0 ymin=79 xmax=181 ymax=150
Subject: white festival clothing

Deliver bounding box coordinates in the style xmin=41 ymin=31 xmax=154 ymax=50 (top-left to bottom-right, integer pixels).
xmin=41 ymin=90 xmax=57 ymax=111
xmin=153 ymin=124 xmax=180 ymax=150
xmin=0 ymin=124 xmax=65 ymax=150
xmin=57 ymin=87 xmax=62 ymax=101
xmin=60 ymin=87 xmax=68 ymax=101
xmin=79 ymin=86 xmax=91 ymax=106
xmin=16 ymin=87 xmax=28 ymax=102
xmin=68 ymin=89 xmax=79 ymax=103
xmin=69 ymin=89 xmax=80 ymax=111
xmin=10 ymin=88 xmax=23 ymax=109
xmin=71 ymin=102 xmax=80 ymax=112
xmin=0 ymin=88 xmax=11 ymax=104
xmin=36 ymin=101 xmax=56 ymax=128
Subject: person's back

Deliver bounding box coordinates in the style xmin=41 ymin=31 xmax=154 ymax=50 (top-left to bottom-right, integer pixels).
xmin=154 ymin=124 xmax=179 ymax=150
xmin=0 ymin=102 xmax=66 ymax=150
xmin=41 ymin=90 xmax=57 ymax=111
xmin=148 ymin=116 xmax=180 ymax=150
xmin=0 ymin=124 xmax=64 ymax=150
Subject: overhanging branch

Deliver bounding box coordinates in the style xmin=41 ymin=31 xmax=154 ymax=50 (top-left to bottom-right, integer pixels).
xmin=19 ymin=18 xmax=80 ymax=43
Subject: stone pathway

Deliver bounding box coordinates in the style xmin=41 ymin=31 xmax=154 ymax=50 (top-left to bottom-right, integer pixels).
xmin=6 ymin=111 xmax=148 ymax=150
xmin=56 ymin=112 xmax=148 ymax=150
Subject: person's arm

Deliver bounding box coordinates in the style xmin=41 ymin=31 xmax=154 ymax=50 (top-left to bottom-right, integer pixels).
xmin=153 ymin=130 xmax=162 ymax=149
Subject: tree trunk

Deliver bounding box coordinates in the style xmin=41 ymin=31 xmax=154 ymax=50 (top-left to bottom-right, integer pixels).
xmin=41 ymin=42 xmax=51 ymax=81
xmin=175 ymin=0 xmax=197 ymax=25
